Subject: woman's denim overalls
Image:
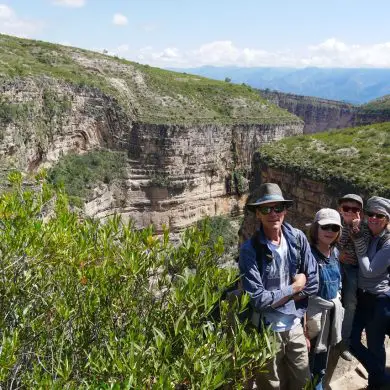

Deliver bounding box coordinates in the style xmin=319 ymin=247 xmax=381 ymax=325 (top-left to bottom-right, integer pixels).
xmin=310 ymin=246 xmax=341 ymax=390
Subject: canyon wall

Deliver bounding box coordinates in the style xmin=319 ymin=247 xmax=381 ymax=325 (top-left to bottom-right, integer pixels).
xmin=85 ymin=121 xmax=303 ymax=231
xmin=0 ymin=77 xmax=304 ymax=232
xmin=260 ymin=90 xmax=390 ymax=134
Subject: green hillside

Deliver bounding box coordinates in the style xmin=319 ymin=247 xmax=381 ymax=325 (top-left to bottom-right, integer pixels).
xmin=258 ymin=122 xmax=390 ymax=196
xmin=0 ymin=34 xmax=298 ymax=125
xmin=360 ymin=95 xmax=390 ymax=114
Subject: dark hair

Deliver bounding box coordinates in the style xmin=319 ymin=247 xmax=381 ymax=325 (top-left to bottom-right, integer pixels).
xmin=308 ymin=221 xmax=341 ymax=247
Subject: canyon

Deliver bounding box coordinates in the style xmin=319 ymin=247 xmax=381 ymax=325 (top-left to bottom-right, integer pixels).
xmin=2 ymin=34 xmax=390 ymax=234
xmin=0 ymin=34 xmax=302 ymax=232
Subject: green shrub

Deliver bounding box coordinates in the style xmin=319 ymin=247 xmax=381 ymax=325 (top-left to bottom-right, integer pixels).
xmin=197 ymin=216 xmax=238 ymax=251
xmin=0 ymin=173 xmax=274 ymax=388
xmin=48 ymin=150 xmax=128 ymax=200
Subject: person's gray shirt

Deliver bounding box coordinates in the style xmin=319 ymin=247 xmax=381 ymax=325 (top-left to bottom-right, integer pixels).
xmin=353 ymin=231 xmax=390 ymax=294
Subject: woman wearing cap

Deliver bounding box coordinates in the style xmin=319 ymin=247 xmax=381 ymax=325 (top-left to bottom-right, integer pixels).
xmin=306 ymin=208 xmax=344 ymax=390
xmin=350 ymin=196 xmax=390 ymax=389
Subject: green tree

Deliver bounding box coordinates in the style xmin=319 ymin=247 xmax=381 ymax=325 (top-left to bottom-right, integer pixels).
xmin=0 ymin=172 xmax=274 ymax=389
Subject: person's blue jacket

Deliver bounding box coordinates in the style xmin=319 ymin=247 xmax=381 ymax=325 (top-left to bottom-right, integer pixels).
xmin=239 ymin=222 xmax=318 ymax=319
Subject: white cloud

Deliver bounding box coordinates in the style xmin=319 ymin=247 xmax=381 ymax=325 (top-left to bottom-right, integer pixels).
xmin=0 ymin=4 xmax=42 ymax=37
xmin=52 ymin=0 xmax=86 ymax=7
xmin=0 ymin=4 xmax=13 ymax=19
xmin=128 ymin=38 xmax=390 ymax=68
xmin=303 ymin=38 xmax=390 ymax=68
xmin=113 ymin=13 xmax=128 ymax=26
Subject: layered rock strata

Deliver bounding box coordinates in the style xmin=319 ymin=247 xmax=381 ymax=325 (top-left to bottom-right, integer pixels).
xmin=260 ymin=90 xmax=390 ymax=134
xmin=0 ymin=77 xmax=303 ymax=231
xmin=85 ymin=122 xmax=303 ymax=231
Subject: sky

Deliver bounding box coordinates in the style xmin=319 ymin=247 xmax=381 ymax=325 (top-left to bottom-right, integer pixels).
xmin=2 ymin=0 xmax=390 ymax=68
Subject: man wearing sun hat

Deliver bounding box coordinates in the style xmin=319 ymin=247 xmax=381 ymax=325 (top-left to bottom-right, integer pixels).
xmin=337 ymin=193 xmax=370 ymax=361
xmin=239 ymin=183 xmax=318 ymax=390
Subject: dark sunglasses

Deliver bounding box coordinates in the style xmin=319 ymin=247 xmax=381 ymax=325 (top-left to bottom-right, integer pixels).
xmin=258 ymin=204 xmax=286 ymax=215
xmin=341 ymin=205 xmax=361 ymax=213
xmin=320 ymin=224 xmax=340 ymax=232
xmin=367 ymin=212 xmax=386 ymax=219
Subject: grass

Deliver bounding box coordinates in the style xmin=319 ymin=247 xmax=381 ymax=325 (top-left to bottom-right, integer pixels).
xmin=258 ymin=122 xmax=390 ymax=197
xmin=0 ymin=33 xmax=299 ymax=125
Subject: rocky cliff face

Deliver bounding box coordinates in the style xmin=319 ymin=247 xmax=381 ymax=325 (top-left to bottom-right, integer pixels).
xmin=260 ymin=90 xmax=390 ymax=134
xmin=0 ymin=76 xmax=303 ymax=232
xmin=0 ymin=77 xmax=132 ymax=174
xmin=84 ymin=121 xmax=303 ymax=231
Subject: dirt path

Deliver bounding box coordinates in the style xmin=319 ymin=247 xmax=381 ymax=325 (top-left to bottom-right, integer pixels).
xmin=329 ymin=341 xmax=390 ymax=390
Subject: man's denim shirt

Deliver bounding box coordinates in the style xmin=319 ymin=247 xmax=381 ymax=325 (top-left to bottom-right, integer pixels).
xmin=239 ymin=222 xmax=319 ymax=319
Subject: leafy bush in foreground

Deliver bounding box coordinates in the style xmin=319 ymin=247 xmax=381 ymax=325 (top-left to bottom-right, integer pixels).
xmin=0 ymin=172 xmax=273 ymax=389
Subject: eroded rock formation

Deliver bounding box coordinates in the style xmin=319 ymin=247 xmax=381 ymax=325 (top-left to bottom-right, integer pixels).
xmin=260 ymin=90 xmax=390 ymax=134
xmin=0 ymin=77 xmax=303 ymax=232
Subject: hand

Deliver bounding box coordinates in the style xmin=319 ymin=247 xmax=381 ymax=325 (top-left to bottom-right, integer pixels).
xmin=339 ymin=252 xmax=357 ymax=265
xmin=292 ymin=273 xmax=306 ymax=293
xmin=351 ymin=218 xmax=360 ymax=234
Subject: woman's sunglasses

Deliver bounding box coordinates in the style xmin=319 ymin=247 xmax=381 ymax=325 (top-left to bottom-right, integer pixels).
xmin=320 ymin=224 xmax=340 ymax=232
xmin=258 ymin=204 xmax=286 ymax=215
xmin=341 ymin=205 xmax=361 ymax=213
xmin=367 ymin=212 xmax=386 ymax=219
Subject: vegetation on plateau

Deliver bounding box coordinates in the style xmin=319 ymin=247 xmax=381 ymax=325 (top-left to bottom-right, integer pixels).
xmin=360 ymin=94 xmax=390 ymax=115
xmin=258 ymin=122 xmax=390 ymax=197
xmin=0 ymin=33 xmax=298 ymax=125
xmin=0 ymin=172 xmax=274 ymax=388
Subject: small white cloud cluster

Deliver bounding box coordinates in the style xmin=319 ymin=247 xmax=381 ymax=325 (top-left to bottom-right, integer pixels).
xmin=132 ymin=38 xmax=390 ymax=68
xmin=113 ymin=13 xmax=128 ymax=26
xmin=0 ymin=4 xmax=42 ymax=37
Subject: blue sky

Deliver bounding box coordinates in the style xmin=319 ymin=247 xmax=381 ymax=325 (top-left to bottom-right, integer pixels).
xmin=2 ymin=0 xmax=390 ymax=68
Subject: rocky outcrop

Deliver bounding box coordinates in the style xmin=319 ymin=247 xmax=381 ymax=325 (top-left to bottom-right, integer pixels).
xmin=0 ymin=77 xmax=132 ymax=174
xmin=85 ymin=122 xmax=303 ymax=231
xmin=259 ymin=90 xmax=390 ymax=134
xmin=0 ymin=77 xmax=304 ymax=232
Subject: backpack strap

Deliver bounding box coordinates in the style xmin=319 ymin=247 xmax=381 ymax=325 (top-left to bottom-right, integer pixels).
xmin=294 ymin=229 xmax=303 ymax=274
xmin=250 ymin=230 xmax=270 ymax=278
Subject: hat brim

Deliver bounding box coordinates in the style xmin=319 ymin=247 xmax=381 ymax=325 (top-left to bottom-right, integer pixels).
xmin=246 ymin=199 xmax=293 ymax=210
xmin=317 ymin=219 xmax=342 ymax=228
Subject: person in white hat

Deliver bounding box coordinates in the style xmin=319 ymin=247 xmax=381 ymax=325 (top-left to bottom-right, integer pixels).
xmin=306 ymin=208 xmax=344 ymax=390
xmin=239 ymin=183 xmax=319 ymax=390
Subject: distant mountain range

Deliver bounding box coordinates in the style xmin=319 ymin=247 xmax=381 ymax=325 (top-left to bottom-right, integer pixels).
xmin=168 ymin=67 xmax=390 ymax=104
